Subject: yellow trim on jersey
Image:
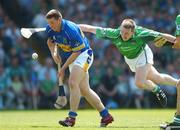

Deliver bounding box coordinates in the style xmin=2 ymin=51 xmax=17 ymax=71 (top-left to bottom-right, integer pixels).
xmin=72 ymin=44 xmax=85 ymax=51
xmin=58 ymin=44 xmax=72 ymax=52
xmin=83 ymin=62 xmax=89 ymax=72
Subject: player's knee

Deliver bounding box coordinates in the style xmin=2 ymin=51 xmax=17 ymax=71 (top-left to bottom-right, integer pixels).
xmin=135 ymin=80 xmax=145 ymax=89
xmin=68 ymin=79 xmax=78 ymax=89
xmin=80 ymin=89 xmax=89 ymax=97
xmin=81 ymin=90 xmax=88 ymax=97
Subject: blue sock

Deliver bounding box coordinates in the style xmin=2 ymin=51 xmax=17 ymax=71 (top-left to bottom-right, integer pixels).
xmin=68 ymin=111 xmax=77 ymax=118
xmin=100 ymin=108 xmax=109 ymax=118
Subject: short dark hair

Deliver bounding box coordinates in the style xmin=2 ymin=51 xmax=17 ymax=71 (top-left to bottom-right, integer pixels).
xmin=46 ymin=9 xmax=62 ymax=20
xmin=121 ymin=19 xmax=136 ymax=31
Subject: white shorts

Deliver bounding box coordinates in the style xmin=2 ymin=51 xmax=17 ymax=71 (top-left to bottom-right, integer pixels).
xmin=124 ymin=45 xmax=153 ymax=72
xmin=69 ymin=49 xmax=94 ymax=73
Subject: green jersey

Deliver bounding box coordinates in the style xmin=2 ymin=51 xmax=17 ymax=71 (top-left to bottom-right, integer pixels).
xmin=96 ymin=26 xmax=161 ymax=59
xmin=176 ymin=15 xmax=180 ymax=36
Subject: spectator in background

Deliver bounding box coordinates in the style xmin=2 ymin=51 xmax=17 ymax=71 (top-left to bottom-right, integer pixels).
xmin=11 ymin=75 xmax=25 ymax=109
xmin=115 ymin=75 xmax=130 ymax=108
xmin=32 ymin=9 xmax=47 ymax=28
xmin=97 ymin=67 xmax=120 ymax=108
xmin=38 ymin=57 xmax=57 ymax=83
xmin=29 ymin=62 xmax=39 ymax=109
xmin=129 ymin=75 xmax=146 ymax=108
xmin=32 ymin=9 xmax=47 ymax=38
xmin=7 ymin=56 xmax=26 ymax=83
xmin=0 ymin=41 xmax=5 ymax=64
xmin=25 ymin=61 xmax=41 ymax=109
xmin=0 ymin=63 xmax=11 ymax=109
xmin=89 ymin=59 xmax=102 ymax=89
xmin=161 ymin=64 xmax=178 ymax=108
xmin=19 ymin=39 xmax=33 ymax=67
xmin=38 ymin=70 xmax=56 ymax=109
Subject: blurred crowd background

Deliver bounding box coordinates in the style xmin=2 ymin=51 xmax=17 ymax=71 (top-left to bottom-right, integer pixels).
xmin=0 ymin=0 xmax=180 ymax=110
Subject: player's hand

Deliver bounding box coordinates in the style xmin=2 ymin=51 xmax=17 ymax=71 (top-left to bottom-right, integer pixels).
xmin=53 ymin=55 xmax=61 ymax=65
xmin=154 ymin=37 xmax=167 ymax=47
xmin=58 ymin=68 xmax=65 ymax=79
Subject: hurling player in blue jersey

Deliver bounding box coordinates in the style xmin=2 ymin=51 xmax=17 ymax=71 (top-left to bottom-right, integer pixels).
xmin=45 ymin=9 xmax=113 ymax=127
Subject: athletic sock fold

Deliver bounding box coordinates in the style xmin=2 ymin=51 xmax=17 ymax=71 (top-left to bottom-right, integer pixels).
xmin=100 ymin=108 xmax=109 ymax=118
xmin=174 ymin=115 xmax=180 ymax=124
xmin=152 ymin=86 xmax=160 ymax=93
xmin=68 ymin=111 xmax=77 ymax=118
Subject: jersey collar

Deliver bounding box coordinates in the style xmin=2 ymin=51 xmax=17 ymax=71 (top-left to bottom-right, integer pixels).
xmin=60 ymin=19 xmax=65 ymax=31
xmin=118 ymin=27 xmax=135 ymax=41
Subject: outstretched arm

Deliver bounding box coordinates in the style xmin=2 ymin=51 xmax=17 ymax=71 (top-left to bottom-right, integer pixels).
xmin=154 ymin=34 xmax=176 ymax=48
xmin=154 ymin=33 xmax=176 ymax=48
xmin=155 ymin=15 xmax=180 ymax=49
xmin=79 ymin=24 xmax=119 ymax=40
xmin=78 ymin=24 xmax=101 ymax=34
xmin=160 ymin=33 xmax=176 ymax=43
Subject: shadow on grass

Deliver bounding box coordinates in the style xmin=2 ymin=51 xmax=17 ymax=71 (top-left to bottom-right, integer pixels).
xmin=31 ymin=126 xmax=59 ymax=128
xmin=108 ymin=126 xmax=158 ymax=128
xmin=74 ymin=125 xmax=159 ymax=128
xmin=30 ymin=125 xmax=159 ymax=129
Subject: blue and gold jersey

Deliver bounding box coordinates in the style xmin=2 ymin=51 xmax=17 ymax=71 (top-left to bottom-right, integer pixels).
xmin=46 ymin=19 xmax=90 ymax=59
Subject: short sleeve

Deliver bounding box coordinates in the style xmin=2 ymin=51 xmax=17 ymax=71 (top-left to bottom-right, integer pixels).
xmin=136 ymin=26 xmax=162 ymax=38
xmin=71 ymin=34 xmax=86 ymax=52
xmin=67 ymin=26 xmax=86 ymax=52
xmin=96 ymin=28 xmax=120 ymax=39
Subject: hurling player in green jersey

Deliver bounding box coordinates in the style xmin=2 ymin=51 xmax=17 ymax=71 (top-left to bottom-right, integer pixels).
xmin=79 ymin=19 xmax=180 ymax=108
xmin=160 ymin=15 xmax=180 ymax=130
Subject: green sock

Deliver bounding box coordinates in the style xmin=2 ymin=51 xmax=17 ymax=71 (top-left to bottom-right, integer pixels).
xmin=174 ymin=115 xmax=180 ymax=124
xmin=152 ymin=86 xmax=160 ymax=93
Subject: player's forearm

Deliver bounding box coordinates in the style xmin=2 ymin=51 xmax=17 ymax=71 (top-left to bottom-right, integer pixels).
xmin=47 ymin=39 xmax=55 ymax=55
xmin=62 ymin=52 xmax=81 ymax=70
xmin=78 ymin=24 xmax=100 ymax=34
xmin=47 ymin=39 xmax=61 ymax=64
xmin=160 ymin=33 xmax=176 ymax=43
xmin=53 ymin=44 xmax=58 ymax=57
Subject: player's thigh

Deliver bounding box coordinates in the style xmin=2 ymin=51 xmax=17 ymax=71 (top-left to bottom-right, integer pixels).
xmin=79 ymin=73 xmax=90 ymax=96
xmin=135 ymin=63 xmax=152 ymax=81
xmin=69 ymin=65 xmax=86 ymax=86
xmin=147 ymin=65 xmax=163 ymax=83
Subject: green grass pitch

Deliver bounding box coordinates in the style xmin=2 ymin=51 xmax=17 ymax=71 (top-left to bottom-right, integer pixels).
xmin=0 ymin=109 xmax=175 ymax=130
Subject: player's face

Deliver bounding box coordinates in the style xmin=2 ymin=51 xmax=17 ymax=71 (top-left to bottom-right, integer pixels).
xmin=120 ymin=26 xmax=134 ymax=41
xmin=47 ymin=18 xmax=61 ymax=32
